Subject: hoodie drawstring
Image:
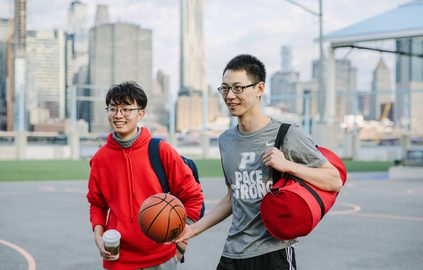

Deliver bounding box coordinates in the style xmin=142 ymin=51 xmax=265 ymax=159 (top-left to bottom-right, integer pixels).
xmin=122 ymin=148 xmax=135 ymax=223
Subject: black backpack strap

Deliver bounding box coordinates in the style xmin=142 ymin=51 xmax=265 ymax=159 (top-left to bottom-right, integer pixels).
xmin=148 ymin=138 xmax=170 ymax=193
xmin=272 ymin=123 xmax=291 ymax=184
xmin=181 ymin=156 xmax=199 ymax=182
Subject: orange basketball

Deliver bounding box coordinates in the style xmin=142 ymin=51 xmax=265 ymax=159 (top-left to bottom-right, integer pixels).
xmin=138 ymin=193 xmax=186 ymax=243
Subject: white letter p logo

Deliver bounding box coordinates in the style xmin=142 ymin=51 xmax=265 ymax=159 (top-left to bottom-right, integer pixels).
xmin=239 ymin=152 xmax=255 ymax=170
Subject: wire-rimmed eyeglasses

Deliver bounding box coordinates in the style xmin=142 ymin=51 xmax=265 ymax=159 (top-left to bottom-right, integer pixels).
xmin=105 ymin=107 xmax=143 ymax=117
xmin=217 ymin=82 xmax=260 ymax=96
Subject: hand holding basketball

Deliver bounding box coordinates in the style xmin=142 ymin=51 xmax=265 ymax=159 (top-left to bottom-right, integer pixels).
xmin=138 ymin=193 xmax=186 ymax=243
xmin=175 ymin=223 xmax=198 ymax=244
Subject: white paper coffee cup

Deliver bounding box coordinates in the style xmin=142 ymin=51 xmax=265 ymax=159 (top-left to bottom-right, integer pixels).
xmin=103 ymin=229 xmax=121 ymax=260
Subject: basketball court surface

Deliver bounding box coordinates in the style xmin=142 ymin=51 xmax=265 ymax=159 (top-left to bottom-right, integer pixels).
xmin=1 ymin=172 xmax=422 ymax=270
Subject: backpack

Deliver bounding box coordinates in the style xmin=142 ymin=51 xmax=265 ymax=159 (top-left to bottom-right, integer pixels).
xmin=148 ymin=138 xmax=205 ymax=219
xmin=260 ymin=123 xmax=347 ymax=240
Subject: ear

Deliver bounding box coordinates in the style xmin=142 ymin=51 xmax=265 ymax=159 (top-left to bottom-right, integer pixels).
xmin=256 ymin=82 xmax=265 ymax=98
xmin=137 ymin=109 xmax=145 ymax=121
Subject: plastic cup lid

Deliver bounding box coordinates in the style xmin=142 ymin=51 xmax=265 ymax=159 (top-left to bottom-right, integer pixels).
xmin=103 ymin=229 xmax=121 ymax=244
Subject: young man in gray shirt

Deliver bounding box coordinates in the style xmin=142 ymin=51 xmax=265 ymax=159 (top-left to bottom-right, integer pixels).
xmin=177 ymin=54 xmax=342 ymax=270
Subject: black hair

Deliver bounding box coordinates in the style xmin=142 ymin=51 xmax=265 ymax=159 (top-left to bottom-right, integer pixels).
xmin=222 ymin=54 xmax=266 ymax=83
xmin=105 ymin=81 xmax=147 ymax=109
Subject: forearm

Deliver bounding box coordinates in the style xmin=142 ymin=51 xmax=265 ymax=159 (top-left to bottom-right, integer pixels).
xmin=176 ymin=186 xmax=233 ymax=243
xmin=93 ymin=224 xmax=105 ymax=239
xmin=93 ymin=224 xmax=114 ymax=259
xmin=191 ymin=190 xmax=232 ymax=236
xmin=286 ymin=161 xmax=342 ymax=192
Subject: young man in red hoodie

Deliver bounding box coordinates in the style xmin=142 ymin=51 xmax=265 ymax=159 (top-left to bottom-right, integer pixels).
xmin=87 ymin=81 xmax=204 ymax=270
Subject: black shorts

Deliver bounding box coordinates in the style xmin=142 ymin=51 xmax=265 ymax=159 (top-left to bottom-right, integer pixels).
xmin=216 ymin=247 xmax=296 ymax=270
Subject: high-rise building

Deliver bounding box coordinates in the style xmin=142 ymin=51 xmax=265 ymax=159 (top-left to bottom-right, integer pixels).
xmin=179 ymin=0 xmax=206 ymax=94
xmin=0 ymin=20 xmax=6 ymax=130
xmin=270 ymin=71 xmax=300 ymax=113
xmin=396 ymin=37 xmax=423 ymax=134
xmin=64 ymin=33 xmax=74 ymax=119
xmin=177 ymin=0 xmax=208 ymax=131
xmin=370 ymin=58 xmax=392 ymax=120
xmin=298 ymin=80 xmax=319 ymax=123
xmin=0 ymin=19 xmax=12 ymax=131
xmin=13 ymin=0 xmax=26 ymax=131
xmin=176 ymin=89 xmax=221 ymax=132
xmin=68 ymin=1 xmax=88 ymax=70
xmin=356 ymin=90 xmax=371 ymax=118
xmin=281 ymin=45 xmax=293 ymax=73
xmin=14 ymin=0 xmax=25 ymax=58
xmin=270 ymin=45 xmax=300 ymax=113
xmin=26 ymin=30 xmax=67 ymax=127
xmin=313 ymin=59 xmax=357 ymax=121
xmin=148 ymin=70 xmax=170 ymax=129
xmin=68 ymin=1 xmax=88 ymax=55
xmin=95 ymin=4 xmax=110 ymax=26
xmin=89 ymin=22 xmax=152 ymax=132
xmin=176 ymin=93 xmax=202 ymax=132
xmin=67 ymin=1 xmax=89 ymax=121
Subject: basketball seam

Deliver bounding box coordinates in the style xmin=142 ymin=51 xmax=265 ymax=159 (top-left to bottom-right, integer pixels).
xmin=140 ymin=193 xmax=186 ymax=243
xmin=143 ymin=194 xmax=172 ymax=236
xmin=164 ymin=205 xmax=186 ymax=242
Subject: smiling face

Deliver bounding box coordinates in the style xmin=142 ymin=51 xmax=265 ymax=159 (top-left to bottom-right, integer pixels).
xmin=107 ymin=102 xmax=145 ymax=140
xmin=104 ymin=81 xmax=148 ymax=140
xmin=220 ymin=69 xmax=264 ymax=118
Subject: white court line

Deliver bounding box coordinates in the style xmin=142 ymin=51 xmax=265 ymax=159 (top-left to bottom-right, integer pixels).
xmin=38 ymin=186 xmax=56 ymax=192
xmin=329 ymin=202 xmax=361 ymax=215
xmin=63 ymin=188 xmax=86 ymax=193
xmin=0 ymin=239 xmax=36 ymax=270
xmin=329 ymin=202 xmax=423 ymax=222
xmin=0 ymin=186 xmax=85 ymax=196
xmin=407 ymin=188 xmax=423 ymax=195
xmin=346 ymin=182 xmax=423 ymax=196
xmin=352 ymin=212 xmax=423 ymax=222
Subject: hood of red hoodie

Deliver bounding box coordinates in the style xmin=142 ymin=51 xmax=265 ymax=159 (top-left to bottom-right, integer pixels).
xmin=106 ymin=127 xmax=152 ymax=151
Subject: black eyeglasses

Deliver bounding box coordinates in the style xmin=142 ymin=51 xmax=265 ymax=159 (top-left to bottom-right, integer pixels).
xmin=105 ymin=107 xmax=143 ymax=117
xmin=217 ymin=82 xmax=260 ymax=96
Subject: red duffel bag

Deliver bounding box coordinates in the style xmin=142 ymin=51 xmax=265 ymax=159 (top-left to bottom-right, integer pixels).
xmin=260 ymin=124 xmax=347 ymax=240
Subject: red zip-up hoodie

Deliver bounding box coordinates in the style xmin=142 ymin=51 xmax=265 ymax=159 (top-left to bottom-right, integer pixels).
xmin=87 ymin=128 xmax=203 ymax=270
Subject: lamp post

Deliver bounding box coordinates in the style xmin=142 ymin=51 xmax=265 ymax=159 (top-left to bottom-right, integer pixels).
xmin=286 ymin=0 xmax=325 ymax=122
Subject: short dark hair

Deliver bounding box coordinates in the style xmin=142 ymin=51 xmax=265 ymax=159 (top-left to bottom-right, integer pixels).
xmin=223 ymin=54 xmax=266 ymax=83
xmin=105 ymin=81 xmax=147 ymax=109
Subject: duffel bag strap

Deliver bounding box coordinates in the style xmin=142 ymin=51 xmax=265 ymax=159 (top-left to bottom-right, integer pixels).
xmin=291 ymin=175 xmax=326 ymax=220
xmin=272 ymin=123 xmax=327 ymax=220
xmin=272 ymin=123 xmax=291 ymax=186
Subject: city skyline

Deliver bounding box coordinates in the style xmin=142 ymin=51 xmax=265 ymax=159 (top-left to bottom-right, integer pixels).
xmin=0 ymin=0 xmax=410 ymax=94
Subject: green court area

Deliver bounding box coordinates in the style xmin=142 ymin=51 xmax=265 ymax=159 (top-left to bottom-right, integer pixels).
xmin=0 ymin=159 xmax=393 ymax=182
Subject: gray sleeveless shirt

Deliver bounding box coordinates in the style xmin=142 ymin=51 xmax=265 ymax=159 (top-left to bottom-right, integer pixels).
xmin=218 ymin=118 xmax=326 ymax=259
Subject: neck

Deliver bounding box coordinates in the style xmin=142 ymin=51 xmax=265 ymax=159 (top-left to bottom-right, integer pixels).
xmin=113 ymin=127 xmax=141 ymax=148
xmin=237 ymin=113 xmax=270 ymax=134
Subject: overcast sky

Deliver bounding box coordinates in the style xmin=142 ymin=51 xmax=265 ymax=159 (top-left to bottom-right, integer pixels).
xmin=0 ymin=0 xmax=409 ymax=94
